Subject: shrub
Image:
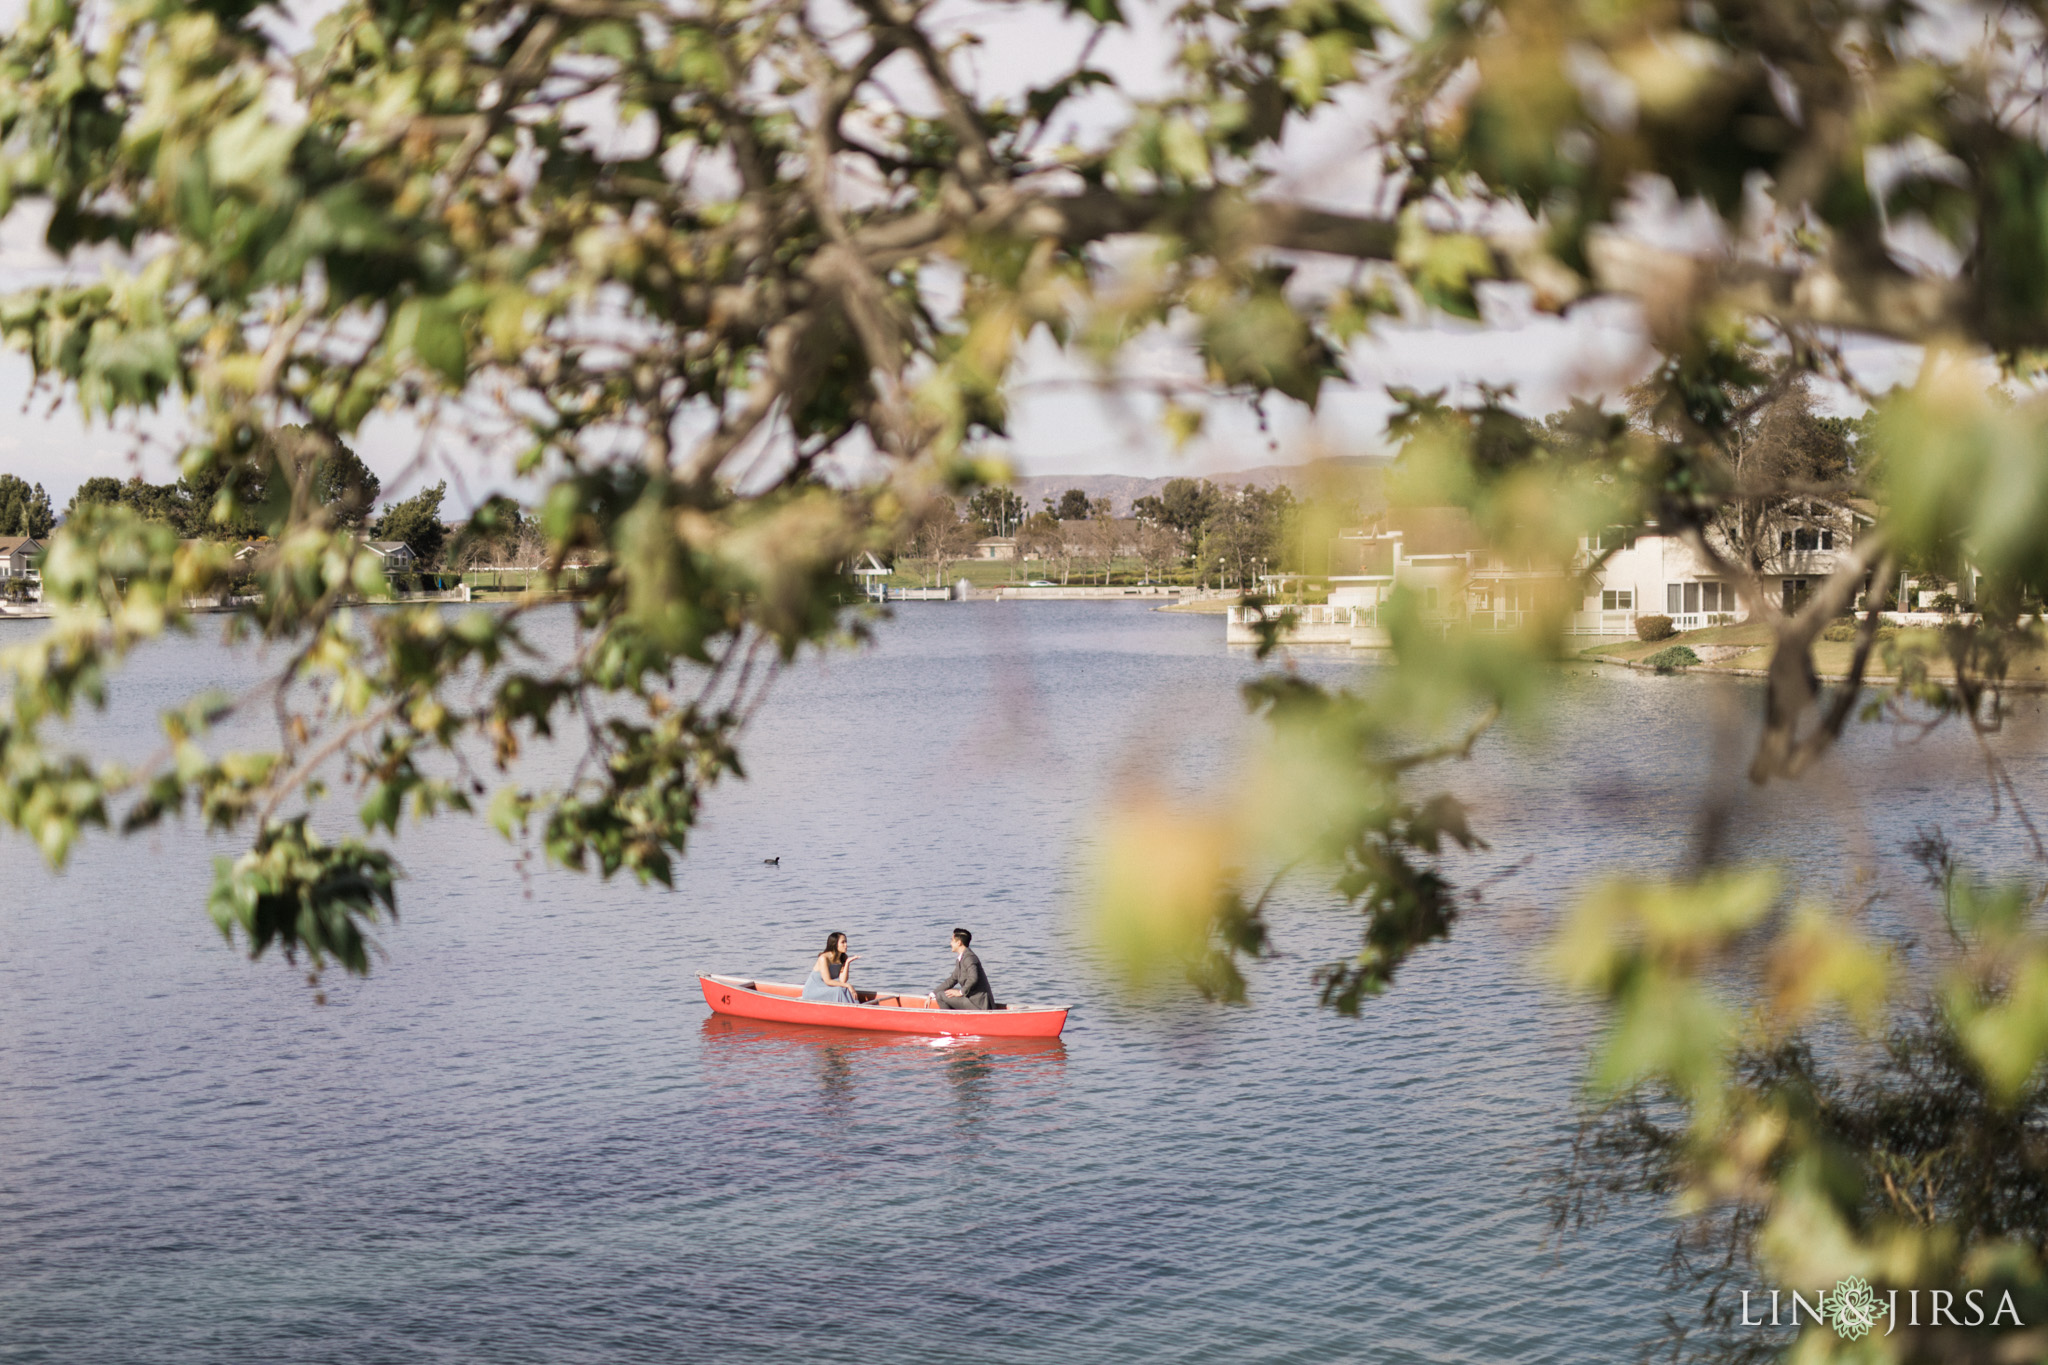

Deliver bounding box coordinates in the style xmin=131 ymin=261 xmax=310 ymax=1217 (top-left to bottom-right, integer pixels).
xmin=1822 ymin=618 xmax=1898 ymax=643
xmin=1643 ymin=645 xmax=1700 ymax=671
xmin=1635 ymin=613 xmax=1676 ymax=642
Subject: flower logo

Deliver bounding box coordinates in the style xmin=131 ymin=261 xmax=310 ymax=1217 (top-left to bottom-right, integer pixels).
xmin=1820 ymin=1276 xmax=1889 ymax=1340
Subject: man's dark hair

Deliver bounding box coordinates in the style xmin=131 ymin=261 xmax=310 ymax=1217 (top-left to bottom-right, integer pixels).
xmin=951 ymin=927 xmax=972 ymax=946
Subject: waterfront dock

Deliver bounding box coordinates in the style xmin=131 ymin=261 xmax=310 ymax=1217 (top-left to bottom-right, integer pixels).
xmin=1224 ymin=603 xmax=1389 ymax=647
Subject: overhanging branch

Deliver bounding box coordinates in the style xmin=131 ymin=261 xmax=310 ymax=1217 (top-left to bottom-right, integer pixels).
xmin=849 ymin=185 xmax=1971 ymax=345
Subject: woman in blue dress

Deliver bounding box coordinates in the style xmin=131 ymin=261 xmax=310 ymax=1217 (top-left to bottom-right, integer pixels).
xmin=802 ymin=932 xmax=860 ymax=1003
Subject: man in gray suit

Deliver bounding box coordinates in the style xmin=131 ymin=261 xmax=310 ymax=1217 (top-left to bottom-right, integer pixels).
xmin=930 ymin=927 xmax=995 ymax=1010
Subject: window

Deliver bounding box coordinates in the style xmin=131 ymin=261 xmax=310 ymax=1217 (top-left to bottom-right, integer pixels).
xmin=1683 ymin=582 xmax=1700 ymax=614
xmin=1601 ymin=589 xmax=1633 ymax=611
xmin=1821 ymin=529 xmax=1834 ymax=550
xmin=1781 ymin=531 xmax=1792 ymax=552
xmin=1668 ymin=583 xmax=1682 ymax=613
xmin=1794 ymin=527 xmax=1817 ymax=552
xmin=1701 ymin=582 xmax=1723 ymax=612
xmin=1783 ymin=578 xmax=1811 ymax=611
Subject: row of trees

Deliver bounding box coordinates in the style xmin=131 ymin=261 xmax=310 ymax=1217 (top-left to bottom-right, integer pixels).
xmin=1132 ymin=479 xmax=1309 ymax=588
xmin=894 ymin=488 xmax=1215 ymax=587
xmin=0 ymin=433 xmax=459 ymax=567
xmin=0 ymin=474 xmax=53 ymax=538
xmin=24 ymin=433 xmax=453 ymax=566
xmin=62 ymin=428 xmax=385 ymax=540
xmin=899 ymin=478 xmax=1345 ymax=589
xmin=1016 ymin=506 xmax=1187 ymax=586
xmin=65 ymin=470 xmax=452 ymax=566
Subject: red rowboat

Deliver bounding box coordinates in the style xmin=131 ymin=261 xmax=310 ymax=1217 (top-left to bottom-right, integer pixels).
xmin=698 ymin=974 xmax=1070 ymax=1038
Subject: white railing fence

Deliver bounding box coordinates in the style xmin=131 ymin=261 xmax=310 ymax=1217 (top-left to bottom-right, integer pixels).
xmin=1226 ymin=605 xmax=1374 ymax=626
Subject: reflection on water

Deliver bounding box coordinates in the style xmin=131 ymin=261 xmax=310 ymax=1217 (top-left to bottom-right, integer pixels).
xmin=702 ymin=1013 xmax=1069 ymax=1063
xmin=700 ymin=1015 xmax=1069 ymax=1114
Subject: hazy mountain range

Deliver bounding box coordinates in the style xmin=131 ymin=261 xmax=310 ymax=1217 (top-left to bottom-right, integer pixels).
xmin=1008 ymin=456 xmax=1390 ymax=517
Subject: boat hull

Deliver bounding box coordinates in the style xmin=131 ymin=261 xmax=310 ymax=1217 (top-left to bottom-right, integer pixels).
xmin=699 ymin=974 xmax=1069 ymax=1038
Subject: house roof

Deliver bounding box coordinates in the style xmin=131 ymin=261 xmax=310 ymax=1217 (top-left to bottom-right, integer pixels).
xmin=0 ymin=535 xmax=43 ymax=555
xmin=365 ymin=540 xmax=413 ymax=556
xmin=1387 ymin=506 xmax=1483 ymax=556
xmin=1330 ymin=538 xmax=1394 ymax=576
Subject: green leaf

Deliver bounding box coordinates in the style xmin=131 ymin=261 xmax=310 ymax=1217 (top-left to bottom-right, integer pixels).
xmin=204 ymin=103 xmax=303 ymax=193
xmin=207 ymin=818 xmax=400 ymax=977
xmin=1160 ymin=116 xmax=1211 ymax=184
xmin=1062 ymin=0 xmax=1123 ymax=23
xmin=412 ymin=302 xmax=467 ymax=386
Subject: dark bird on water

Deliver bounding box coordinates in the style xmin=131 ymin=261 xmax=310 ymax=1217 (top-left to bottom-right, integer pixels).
xmin=763 ymin=856 xmax=780 ymax=866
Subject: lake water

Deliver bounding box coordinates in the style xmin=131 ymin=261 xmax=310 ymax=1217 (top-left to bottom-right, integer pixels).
xmin=3 ymin=602 xmax=2042 ymax=1364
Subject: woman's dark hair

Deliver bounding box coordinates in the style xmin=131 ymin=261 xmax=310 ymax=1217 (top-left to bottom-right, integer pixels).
xmin=951 ymin=927 xmax=972 ymax=947
xmin=823 ymin=931 xmax=847 ymax=964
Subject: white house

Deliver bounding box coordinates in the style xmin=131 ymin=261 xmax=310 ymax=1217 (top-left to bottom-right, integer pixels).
xmin=1330 ymin=507 xmax=1555 ymax=626
xmin=1328 ymin=507 xmax=1484 ymax=621
xmin=1578 ymin=501 xmax=1874 ymax=632
xmin=1570 ymin=527 xmax=1732 ymax=634
xmin=1327 ymin=501 xmax=1876 ymax=634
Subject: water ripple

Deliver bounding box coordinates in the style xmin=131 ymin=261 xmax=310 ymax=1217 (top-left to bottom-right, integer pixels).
xmin=3 ymin=604 xmax=2040 ymax=1363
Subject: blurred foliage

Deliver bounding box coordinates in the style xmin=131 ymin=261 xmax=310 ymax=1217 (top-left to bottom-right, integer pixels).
xmin=1550 ymin=838 xmax=2048 ymax=1364
xmin=8 ymin=0 xmax=2048 ymax=1352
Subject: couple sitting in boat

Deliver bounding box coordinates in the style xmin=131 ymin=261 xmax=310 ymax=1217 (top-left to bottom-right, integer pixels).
xmin=801 ymin=927 xmax=996 ymax=1010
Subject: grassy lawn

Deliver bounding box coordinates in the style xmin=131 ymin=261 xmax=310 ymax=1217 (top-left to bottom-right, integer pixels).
xmin=1584 ymin=620 xmax=2048 ymax=683
xmin=882 ymin=560 xmax=1337 ymax=594
xmin=1581 ymin=622 xmax=1774 ymax=660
